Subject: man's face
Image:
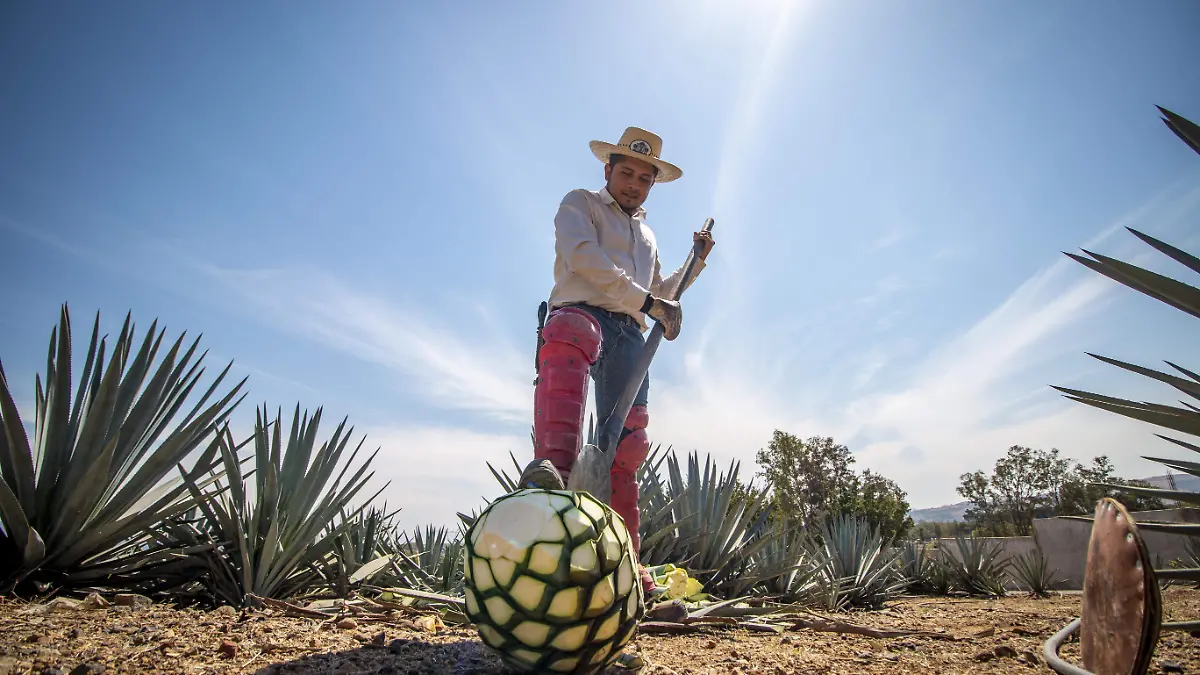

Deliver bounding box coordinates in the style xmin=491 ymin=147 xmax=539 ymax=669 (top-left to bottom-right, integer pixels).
xmin=604 ymin=155 xmax=656 ymax=212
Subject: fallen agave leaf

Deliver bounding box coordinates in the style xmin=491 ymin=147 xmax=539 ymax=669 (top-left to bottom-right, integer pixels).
xmin=637 ymin=621 xmax=699 ymax=635
xmin=645 ymin=600 xmax=688 ymax=623
xmin=742 ymin=622 xmax=786 ymax=634
xmin=681 ymin=616 xmax=738 ymax=626
xmin=20 ymin=597 xmax=79 ymax=614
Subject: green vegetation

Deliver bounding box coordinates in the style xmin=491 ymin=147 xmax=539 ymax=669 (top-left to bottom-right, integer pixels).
xmin=753 ymin=431 xmax=913 ymax=541
xmin=957 ymin=445 xmax=1164 ymax=536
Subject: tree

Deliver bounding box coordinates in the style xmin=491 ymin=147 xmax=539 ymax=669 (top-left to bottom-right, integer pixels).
xmin=958 ymin=446 xmax=1166 ymax=535
xmin=1058 ymin=456 xmax=1165 ymax=516
xmin=754 ymin=431 xmax=912 ymax=541
xmin=851 ymin=470 xmax=914 ymax=542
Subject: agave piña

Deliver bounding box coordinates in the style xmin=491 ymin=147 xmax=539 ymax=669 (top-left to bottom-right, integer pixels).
xmin=463 ymin=488 xmax=644 ymax=674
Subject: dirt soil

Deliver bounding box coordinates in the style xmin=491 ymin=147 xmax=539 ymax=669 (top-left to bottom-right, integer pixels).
xmin=2 ymin=589 xmax=1199 ymax=675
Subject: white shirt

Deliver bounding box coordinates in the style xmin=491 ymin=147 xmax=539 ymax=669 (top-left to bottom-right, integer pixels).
xmin=547 ymin=186 xmax=704 ymax=331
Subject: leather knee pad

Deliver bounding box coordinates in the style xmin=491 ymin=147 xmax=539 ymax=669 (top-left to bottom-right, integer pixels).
xmin=533 ymin=307 xmax=602 ymax=477
xmin=612 ymin=405 xmax=650 ymax=473
xmin=610 ymin=405 xmax=649 ymax=552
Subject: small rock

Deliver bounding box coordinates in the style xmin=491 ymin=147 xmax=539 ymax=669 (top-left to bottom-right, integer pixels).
xmin=68 ymin=630 xmax=82 ymax=640
xmin=994 ymin=645 xmax=1019 ymax=658
xmin=1161 ymin=661 xmax=1184 ymax=674
xmin=78 ymin=593 xmax=109 ymax=610
xmin=703 ymin=640 xmax=717 ymax=649
xmin=885 ymin=654 xmax=900 ymax=662
xmin=335 ymin=618 xmax=357 ymax=630
xmin=217 ymin=640 xmax=238 ymax=659
xmin=68 ymin=664 xmax=105 ymax=675
xmin=1020 ymin=650 xmax=1040 ymax=665
xmin=112 ymin=594 xmax=151 ymax=609
xmin=371 ymin=632 xmax=386 ymax=646
xmin=974 ymin=650 xmax=995 ymax=662
xmin=213 ymin=605 xmax=237 ymax=618
xmin=857 ymin=652 xmax=873 ymax=659
xmin=41 ymin=668 xmax=65 ymax=675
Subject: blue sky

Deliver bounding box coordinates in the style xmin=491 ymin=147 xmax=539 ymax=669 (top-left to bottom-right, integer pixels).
xmin=3 ymin=1 xmax=1200 ymax=529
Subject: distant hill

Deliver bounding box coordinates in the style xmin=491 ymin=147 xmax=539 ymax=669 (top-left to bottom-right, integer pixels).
xmin=908 ymin=473 xmax=1200 ymax=523
xmin=909 ymin=501 xmax=971 ymax=523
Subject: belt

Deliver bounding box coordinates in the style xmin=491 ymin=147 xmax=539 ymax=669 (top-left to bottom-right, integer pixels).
xmin=558 ymin=302 xmax=639 ymax=328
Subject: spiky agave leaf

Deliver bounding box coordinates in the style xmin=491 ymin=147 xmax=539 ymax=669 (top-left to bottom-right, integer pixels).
xmin=945 ymin=533 xmax=1010 ymax=598
xmin=803 ymin=514 xmax=907 ymax=610
xmin=178 ymin=404 xmax=386 ymax=606
xmin=751 ymin=521 xmax=826 ymax=602
xmin=0 ymin=304 xmax=247 ymax=593
xmin=316 ymin=504 xmax=402 ymax=597
xmin=1054 ymin=109 xmax=1200 ymax=617
xmin=899 ymin=539 xmax=931 ymax=591
xmin=1009 ymin=544 xmax=1062 ymax=598
xmin=392 ymin=523 xmax=466 ymax=595
xmin=636 ymin=450 xmax=791 ymax=596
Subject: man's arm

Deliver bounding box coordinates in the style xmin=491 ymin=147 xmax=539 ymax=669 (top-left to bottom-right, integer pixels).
xmin=650 ymin=252 xmax=706 ymax=298
xmin=554 ymin=190 xmax=651 ymax=314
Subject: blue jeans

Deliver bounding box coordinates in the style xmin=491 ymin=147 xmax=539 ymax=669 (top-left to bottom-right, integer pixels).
xmin=567 ymin=304 xmax=650 ymax=423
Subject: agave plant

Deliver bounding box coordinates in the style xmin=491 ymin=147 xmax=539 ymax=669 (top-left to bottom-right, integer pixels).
xmin=0 ymin=305 xmax=246 ymax=594
xmin=1050 ymin=105 xmax=1200 ymax=631
xmin=924 ymin=554 xmax=954 ymax=596
xmin=177 ymin=405 xmax=385 ymax=606
xmin=898 ymin=539 xmax=931 ymax=592
xmin=636 ymin=450 xmax=798 ymax=596
xmin=1009 ymin=544 xmax=1062 ymax=598
xmin=802 ymin=514 xmax=907 ymax=610
xmin=317 ymin=505 xmax=402 ymax=598
xmin=392 ymin=524 xmax=466 ymax=595
xmin=751 ymin=521 xmax=825 ymax=602
xmin=944 ymin=533 xmax=1010 ymax=597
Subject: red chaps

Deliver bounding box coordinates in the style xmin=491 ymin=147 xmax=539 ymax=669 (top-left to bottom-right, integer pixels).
xmin=533 ymin=306 xmax=651 ymax=553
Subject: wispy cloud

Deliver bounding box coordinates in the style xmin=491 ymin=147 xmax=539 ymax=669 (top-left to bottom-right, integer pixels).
xmin=198 ymin=265 xmax=533 ymax=424
xmin=866 ymin=222 xmax=912 ymax=254
xmin=355 ymin=424 xmax=528 ymax=532
xmin=642 ymin=176 xmax=1200 ymax=508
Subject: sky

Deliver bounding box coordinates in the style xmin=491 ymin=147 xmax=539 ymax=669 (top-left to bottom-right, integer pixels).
xmin=2 ymin=0 xmax=1200 ymax=531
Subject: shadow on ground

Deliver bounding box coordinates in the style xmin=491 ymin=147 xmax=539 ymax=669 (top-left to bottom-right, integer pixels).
xmin=251 ymin=637 xmax=510 ymax=674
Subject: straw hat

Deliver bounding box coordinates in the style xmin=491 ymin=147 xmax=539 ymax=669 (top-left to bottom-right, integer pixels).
xmin=589 ymin=126 xmax=683 ymax=183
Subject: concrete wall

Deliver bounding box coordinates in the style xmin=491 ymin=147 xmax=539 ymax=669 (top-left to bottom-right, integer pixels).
xmin=921 ymin=508 xmax=1200 ymax=591
xmin=931 ymin=536 xmax=1039 ymax=591
xmin=1029 ymin=508 xmax=1199 ymax=591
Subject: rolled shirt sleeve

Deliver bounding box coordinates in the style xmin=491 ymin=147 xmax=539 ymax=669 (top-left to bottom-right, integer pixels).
xmin=651 ymin=254 xmax=705 ymax=299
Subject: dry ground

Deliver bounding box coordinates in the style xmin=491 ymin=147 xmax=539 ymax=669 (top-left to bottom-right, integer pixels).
xmin=1 ymin=589 xmax=1198 ymax=674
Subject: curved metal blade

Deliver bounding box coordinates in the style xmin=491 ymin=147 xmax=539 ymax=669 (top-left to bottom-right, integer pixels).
xmin=566 ymin=443 xmax=612 ymax=504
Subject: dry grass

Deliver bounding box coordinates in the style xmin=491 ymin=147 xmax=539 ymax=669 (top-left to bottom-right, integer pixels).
xmin=2 ymin=589 xmax=1199 ymax=674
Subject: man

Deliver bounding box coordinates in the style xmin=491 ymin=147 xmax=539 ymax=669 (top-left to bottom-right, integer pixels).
xmin=524 ymin=126 xmax=714 ymax=593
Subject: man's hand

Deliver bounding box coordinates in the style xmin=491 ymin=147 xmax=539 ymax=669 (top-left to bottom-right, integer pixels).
xmin=694 ymin=230 xmax=715 ymax=260
xmin=647 ymin=297 xmax=683 ymax=340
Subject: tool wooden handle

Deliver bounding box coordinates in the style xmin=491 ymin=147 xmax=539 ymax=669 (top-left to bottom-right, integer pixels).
xmin=598 ymin=217 xmax=716 ymax=460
